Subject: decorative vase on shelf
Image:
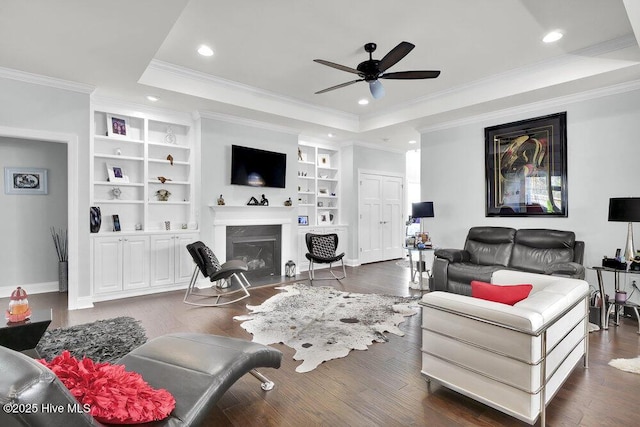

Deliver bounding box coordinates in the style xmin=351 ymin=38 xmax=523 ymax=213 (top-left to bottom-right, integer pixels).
xmin=90 ymin=206 xmax=101 ymax=233
xmin=165 ymin=126 xmax=176 ymax=144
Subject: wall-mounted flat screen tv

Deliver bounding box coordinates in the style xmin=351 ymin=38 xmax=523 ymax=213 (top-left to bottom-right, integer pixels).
xmin=231 ymin=145 xmax=287 ymax=188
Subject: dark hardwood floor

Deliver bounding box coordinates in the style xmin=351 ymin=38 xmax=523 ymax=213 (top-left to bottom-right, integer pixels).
xmin=4 ymin=260 xmax=640 ymax=426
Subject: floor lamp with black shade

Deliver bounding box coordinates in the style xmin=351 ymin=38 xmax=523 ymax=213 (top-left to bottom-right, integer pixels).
xmin=608 ymin=197 xmax=640 ymax=261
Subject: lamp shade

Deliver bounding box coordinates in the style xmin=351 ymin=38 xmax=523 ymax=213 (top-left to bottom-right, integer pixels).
xmin=608 ymin=198 xmax=640 ymax=222
xmin=412 ymin=201 xmax=434 ymax=218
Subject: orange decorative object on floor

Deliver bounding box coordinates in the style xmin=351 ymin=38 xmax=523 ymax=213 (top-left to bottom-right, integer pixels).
xmin=6 ymin=286 xmax=32 ymax=323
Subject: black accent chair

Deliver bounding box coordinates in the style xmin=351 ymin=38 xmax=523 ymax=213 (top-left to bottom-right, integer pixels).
xmin=305 ymin=233 xmax=346 ymax=281
xmin=184 ymin=241 xmax=252 ymax=306
xmin=0 ymin=333 xmax=282 ymax=426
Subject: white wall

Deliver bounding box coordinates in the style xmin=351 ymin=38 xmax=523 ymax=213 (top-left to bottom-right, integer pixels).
xmin=0 ymin=137 xmax=67 ymax=291
xmin=0 ymin=78 xmax=90 ymax=305
xmin=199 ymin=117 xmax=299 ymax=260
xmin=421 ymin=87 xmax=640 ymax=303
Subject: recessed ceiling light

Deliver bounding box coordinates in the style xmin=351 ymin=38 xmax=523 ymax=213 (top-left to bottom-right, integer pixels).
xmin=197 ymin=44 xmax=214 ymax=56
xmin=146 ymin=95 xmax=159 ymax=102
xmin=328 ymin=133 xmax=334 ymax=138
xmin=408 ymin=140 xmax=417 ymax=144
xmin=542 ymin=31 xmax=563 ymax=43
xmin=358 ymin=98 xmax=369 ymax=105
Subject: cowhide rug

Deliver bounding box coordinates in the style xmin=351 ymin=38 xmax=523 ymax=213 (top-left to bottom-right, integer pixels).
xmin=609 ymin=356 xmax=640 ymax=374
xmin=234 ymin=283 xmax=420 ymax=372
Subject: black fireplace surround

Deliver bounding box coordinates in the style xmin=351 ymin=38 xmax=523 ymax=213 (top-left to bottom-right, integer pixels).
xmin=226 ymin=225 xmax=282 ymax=279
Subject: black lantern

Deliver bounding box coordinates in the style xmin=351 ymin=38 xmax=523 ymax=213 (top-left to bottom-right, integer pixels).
xmin=285 ymin=260 xmax=296 ymax=277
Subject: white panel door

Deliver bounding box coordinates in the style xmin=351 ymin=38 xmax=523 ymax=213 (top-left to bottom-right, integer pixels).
xmin=359 ymin=175 xmax=383 ymax=264
xmin=359 ymin=172 xmax=404 ymax=264
xmin=123 ymin=236 xmax=149 ymax=290
xmin=382 ymin=176 xmax=404 ymax=260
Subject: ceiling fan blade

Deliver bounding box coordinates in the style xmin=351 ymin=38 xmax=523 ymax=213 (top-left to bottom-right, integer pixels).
xmin=315 ymin=79 xmax=363 ymax=94
xmin=313 ymin=59 xmax=361 ymax=75
xmin=380 ymin=70 xmax=441 ymax=79
xmin=369 ymin=80 xmax=385 ymax=99
xmin=378 ymin=41 xmax=415 ymax=73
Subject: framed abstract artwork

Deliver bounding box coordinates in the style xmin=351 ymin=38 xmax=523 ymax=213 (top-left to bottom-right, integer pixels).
xmin=485 ymin=112 xmax=567 ymax=217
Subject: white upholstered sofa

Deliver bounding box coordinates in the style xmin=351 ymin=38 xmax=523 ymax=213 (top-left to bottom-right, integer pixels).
xmin=420 ymin=270 xmax=590 ymax=426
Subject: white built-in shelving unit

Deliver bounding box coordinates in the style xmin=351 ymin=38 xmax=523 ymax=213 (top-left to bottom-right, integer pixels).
xmin=90 ymin=106 xmax=199 ymax=301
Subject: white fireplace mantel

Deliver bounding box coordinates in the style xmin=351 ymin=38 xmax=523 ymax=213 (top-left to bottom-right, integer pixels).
xmin=208 ymin=204 xmax=295 ymax=226
xmin=208 ymin=205 xmax=296 ymax=272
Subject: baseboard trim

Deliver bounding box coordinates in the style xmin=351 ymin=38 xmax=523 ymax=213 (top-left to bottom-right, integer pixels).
xmin=0 ymin=281 xmax=58 ymax=298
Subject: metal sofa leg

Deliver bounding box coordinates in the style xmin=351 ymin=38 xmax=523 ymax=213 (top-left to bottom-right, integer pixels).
xmin=250 ymin=369 xmax=275 ymax=391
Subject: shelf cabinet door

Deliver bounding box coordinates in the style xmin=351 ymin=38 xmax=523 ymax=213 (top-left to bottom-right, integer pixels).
xmin=122 ymin=236 xmax=149 ymax=290
xmin=93 ymin=237 xmax=123 ymax=294
xmin=175 ymin=233 xmax=198 ymax=283
xmin=150 ymin=235 xmax=176 ymax=287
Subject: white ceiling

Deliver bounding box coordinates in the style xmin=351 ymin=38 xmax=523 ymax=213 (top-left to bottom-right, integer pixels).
xmin=1 ymin=0 xmax=640 ymax=150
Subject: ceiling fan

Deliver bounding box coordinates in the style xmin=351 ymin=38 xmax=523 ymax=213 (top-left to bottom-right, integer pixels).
xmin=314 ymin=41 xmax=440 ymax=99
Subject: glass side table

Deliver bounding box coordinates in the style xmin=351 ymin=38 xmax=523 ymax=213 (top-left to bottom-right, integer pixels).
xmin=590 ymin=266 xmax=640 ymax=334
xmin=404 ymin=246 xmax=434 ymax=291
xmin=0 ymin=308 xmax=52 ymax=357
xmin=606 ymin=299 xmax=640 ymax=334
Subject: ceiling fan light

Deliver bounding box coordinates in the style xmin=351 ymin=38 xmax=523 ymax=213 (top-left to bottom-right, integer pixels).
xmin=369 ymin=80 xmax=385 ymax=99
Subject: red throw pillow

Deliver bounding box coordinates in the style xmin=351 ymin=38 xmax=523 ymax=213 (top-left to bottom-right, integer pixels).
xmin=39 ymin=351 xmax=175 ymax=424
xmin=470 ymin=280 xmax=533 ymax=305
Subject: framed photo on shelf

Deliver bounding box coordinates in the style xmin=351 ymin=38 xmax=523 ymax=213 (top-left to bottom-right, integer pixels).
xmin=106 ymin=114 xmax=128 ymax=138
xmin=318 ymin=211 xmax=331 ymax=225
xmin=485 ymin=112 xmax=567 ymax=217
xmin=298 ymin=215 xmax=309 ymax=226
xmin=317 ymin=154 xmax=331 ymax=168
xmin=112 ymin=214 xmax=121 ymax=232
xmin=106 ymin=164 xmax=129 ymax=183
xmin=4 ymin=167 xmax=48 ymax=195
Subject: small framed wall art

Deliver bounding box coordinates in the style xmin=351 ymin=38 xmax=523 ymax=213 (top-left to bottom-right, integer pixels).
xmin=106 ymin=114 xmax=128 ymax=138
xmin=4 ymin=167 xmax=48 ymax=195
xmin=298 ymin=215 xmax=309 ymax=226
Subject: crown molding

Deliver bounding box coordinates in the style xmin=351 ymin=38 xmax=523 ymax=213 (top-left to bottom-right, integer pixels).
xmin=143 ymin=60 xmax=359 ymax=131
xmin=418 ymin=78 xmax=640 ymax=134
xmin=0 ymin=66 xmax=94 ymax=94
xmin=343 ymin=140 xmax=408 ymax=154
xmin=91 ymin=95 xmax=194 ymax=124
xmin=196 ymin=110 xmax=300 ymax=136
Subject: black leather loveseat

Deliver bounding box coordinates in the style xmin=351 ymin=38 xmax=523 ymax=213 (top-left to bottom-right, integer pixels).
xmin=0 ymin=333 xmax=282 ymax=426
xmin=432 ymin=227 xmax=585 ymax=295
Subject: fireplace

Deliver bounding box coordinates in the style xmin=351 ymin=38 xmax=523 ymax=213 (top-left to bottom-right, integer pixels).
xmin=226 ymin=225 xmax=282 ymax=280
